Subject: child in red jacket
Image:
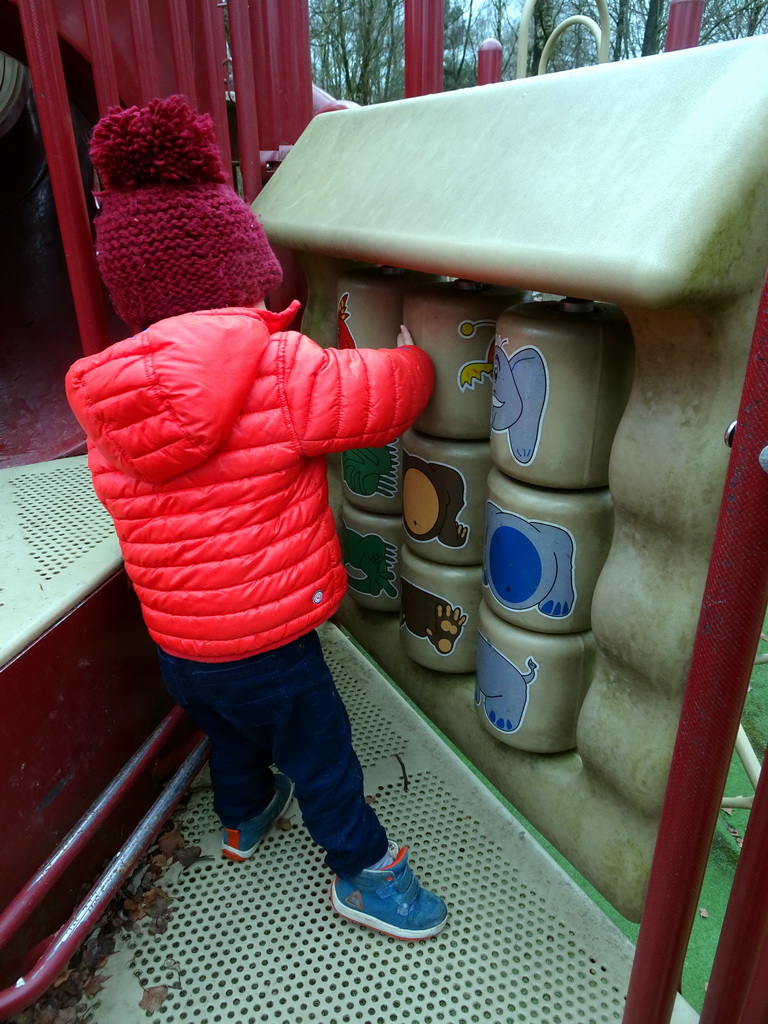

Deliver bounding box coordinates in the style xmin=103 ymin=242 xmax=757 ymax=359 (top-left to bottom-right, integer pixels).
xmin=66 ymin=96 xmax=446 ymax=940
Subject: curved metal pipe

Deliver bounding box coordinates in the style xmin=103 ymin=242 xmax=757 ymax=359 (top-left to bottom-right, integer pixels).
xmin=0 ymin=737 xmax=209 ymax=1020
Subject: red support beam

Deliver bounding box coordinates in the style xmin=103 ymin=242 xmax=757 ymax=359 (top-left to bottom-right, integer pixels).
xmin=128 ymin=0 xmax=159 ymax=104
xmin=699 ymin=728 xmax=768 ymax=1023
xmin=623 ymin=276 xmax=768 ymax=1023
xmin=82 ymin=0 xmax=120 ymax=114
xmin=227 ymin=0 xmax=261 ymax=202
xmin=197 ymin=0 xmax=233 ymax=185
xmin=250 ymin=0 xmax=313 ymax=155
xmin=405 ymin=0 xmax=444 ymax=98
xmin=477 ymin=38 xmax=502 ymax=85
xmin=168 ymin=0 xmax=198 ymax=107
xmin=664 ymin=0 xmax=705 ymax=51
xmin=16 ymin=0 xmax=110 ymax=357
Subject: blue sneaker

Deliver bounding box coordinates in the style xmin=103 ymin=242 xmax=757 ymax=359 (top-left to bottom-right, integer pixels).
xmin=331 ymin=846 xmax=447 ymax=940
xmin=221 ymin=772 xmax=295 ymax=862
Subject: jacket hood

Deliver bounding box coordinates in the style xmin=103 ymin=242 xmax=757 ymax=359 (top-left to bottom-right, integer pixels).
xmin=66 ymin=302 xmax=300 ymax=483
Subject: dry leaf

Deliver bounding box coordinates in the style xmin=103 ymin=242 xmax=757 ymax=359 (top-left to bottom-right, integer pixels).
xmin=50 ymin=1009 xmax=78 ymax=1024
xmin=725 ymin=823 xmax=744 ymax=847
xmin=364 ymin=795 xmax=377 ymax=805
xmin=142 ymin=888 xmax=172 ymax=919
xmin=83 ymin=973 xmax=111 ymax=997
xmin=158 ymin=829 xmax=185 ymax=858
xmin=173 ymin=844 xmax=202 ymax=868
xmin=139 ymin=985 xmax=170 ymax=1012
xmin=698 ymin=907 xmax=709 ymax=918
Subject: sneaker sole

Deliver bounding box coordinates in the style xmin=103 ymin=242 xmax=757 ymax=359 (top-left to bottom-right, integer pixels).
xmin=329 ymin=883 xmax=447 ymax=941
xmin=221 ymin=781 xmax=295 ymax=862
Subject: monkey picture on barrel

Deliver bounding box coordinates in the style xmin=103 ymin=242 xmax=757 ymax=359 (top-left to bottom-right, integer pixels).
xmin=402 ymin=451 xmax=469 ymax=549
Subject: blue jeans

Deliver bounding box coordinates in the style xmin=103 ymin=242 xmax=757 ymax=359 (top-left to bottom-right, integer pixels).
xmin=156 ymin=630 xmax=389 ymax=877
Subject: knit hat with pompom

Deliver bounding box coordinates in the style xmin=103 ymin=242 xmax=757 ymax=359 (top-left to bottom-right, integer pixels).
xmin=90 ymin=95 xmax=282 ymax=331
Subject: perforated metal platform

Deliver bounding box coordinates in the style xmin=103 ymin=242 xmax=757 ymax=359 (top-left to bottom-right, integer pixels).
xmin=0 ymin=456 xmax=120 ymax=667
xmin=87 ymin=625 xmax=698 ymax=1024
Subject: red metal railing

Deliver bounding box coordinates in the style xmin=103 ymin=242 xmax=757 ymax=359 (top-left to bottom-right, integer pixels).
xmin=0 ymin=727 xmax=209 ymax=1020
xmin=623 ymin=277 xmax=768 ymax=1022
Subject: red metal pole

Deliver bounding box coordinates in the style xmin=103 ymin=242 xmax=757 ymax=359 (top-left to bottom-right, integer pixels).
xmin=250 ymin=0 xmax=313 ymax=153
xmin=405 ymin=0 xmax=445 ymax=98
xmin=197 ymin=0 xmax=233 ymax=186
xmin=16 ymin=0 xmax=110 ymax=357
xmin=737 ymin=929 xmax=768 ymax=1024
xmin=664 ymin=0 xmax=705 ymax=51
xmin=698 ymin=733 xmax=768 ymax=1023
xmin=168 ymin=0 xmax=198 ymax=107
xmin=227 ymin=0 xmax=261 ymax=202
xmin=128 ymin=0 xmax=159 ymax=104
xmin=271 ymin=0 xmax=314 ymax=145
xmin=623 ymin=277 xmax=768 ymax=1024
xmin=82 ymin=0 xmax=120 ymax=114
xmin=477 ymin=38 xmax=502 ymax=85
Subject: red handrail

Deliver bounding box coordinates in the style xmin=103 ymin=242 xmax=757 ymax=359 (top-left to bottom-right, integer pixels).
xmin=0 ymin=707 xmax=185 ymax=952
xmin=623 ymin=276 xmax=768 ymax=1023
xmin=0 ymin=736 xmax=209 ymax=1021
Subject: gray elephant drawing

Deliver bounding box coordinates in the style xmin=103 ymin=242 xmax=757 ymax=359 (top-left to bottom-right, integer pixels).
xmin=491 ymin=343 xmax=548 ymax=465
xmin=475 ymin=632 xmax=538 ymax=733
xmin=483 ymin=501 xmax=576 ymax=618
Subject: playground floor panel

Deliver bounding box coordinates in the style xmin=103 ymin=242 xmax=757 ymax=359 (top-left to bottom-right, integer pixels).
xmin=84 ymin=624 xmax=697 ymax=1024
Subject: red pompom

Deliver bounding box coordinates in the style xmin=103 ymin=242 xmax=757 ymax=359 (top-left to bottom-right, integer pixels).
xmin=90 ymin=94 xmax=226 ymax=191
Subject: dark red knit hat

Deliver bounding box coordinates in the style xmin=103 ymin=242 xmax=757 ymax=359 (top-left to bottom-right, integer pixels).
xmin=89 ymin=95 xmax=282 ymax=330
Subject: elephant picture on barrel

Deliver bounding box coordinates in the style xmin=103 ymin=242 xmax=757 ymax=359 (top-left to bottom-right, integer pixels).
xmin=491 ymin=342 xmax=548 ymax=467
xmin=475 ymin=632 xmax=538 ymax=734
xmin=483 ymin=501 xmax=576 ymax=619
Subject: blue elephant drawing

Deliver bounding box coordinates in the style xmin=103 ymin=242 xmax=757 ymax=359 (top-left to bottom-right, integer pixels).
xmin=491 ymin=343 xmax=548 ymax=466
xmin=475 ymin=632 xmax=538 ymax=733
xmin=483 ymin=502 xmax=576 ymax=619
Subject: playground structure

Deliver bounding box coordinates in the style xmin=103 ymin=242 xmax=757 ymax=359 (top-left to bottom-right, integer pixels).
xmin=2 ymin=2 xmax=768 ymax=1022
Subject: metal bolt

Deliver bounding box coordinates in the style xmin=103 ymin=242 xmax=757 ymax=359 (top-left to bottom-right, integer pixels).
xmin=724 ymin=421 xmax=737 ymax=448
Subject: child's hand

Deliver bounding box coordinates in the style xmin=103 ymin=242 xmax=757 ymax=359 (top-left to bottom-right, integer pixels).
xmin=397 ymin=324 xmax=415 ymax=347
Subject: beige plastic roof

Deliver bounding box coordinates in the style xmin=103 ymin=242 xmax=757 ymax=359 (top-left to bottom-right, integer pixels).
xmin=254 ymin=36 xmax=768 ymax=308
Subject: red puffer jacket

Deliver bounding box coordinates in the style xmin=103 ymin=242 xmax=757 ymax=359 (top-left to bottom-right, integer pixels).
xmin=65 ymin=302 xmax=434 ymax=661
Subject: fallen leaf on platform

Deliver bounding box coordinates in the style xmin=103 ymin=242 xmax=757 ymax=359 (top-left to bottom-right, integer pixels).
xmin=139 ymin=985 xmax=170 ymax=1012
xmin=158 ymin=829 xmax=185 ymax=857
xmin=83 ymin=973 xmax=110 ymax=997
xmin=173 ymin=844 xmax=202 ymax=868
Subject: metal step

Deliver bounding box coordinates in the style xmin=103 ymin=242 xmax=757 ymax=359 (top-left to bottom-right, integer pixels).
xmin=86 ymin=624 xmax=698 ymax=1024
